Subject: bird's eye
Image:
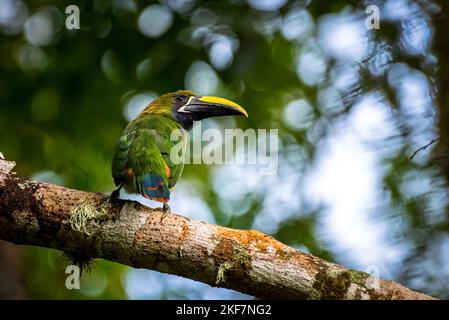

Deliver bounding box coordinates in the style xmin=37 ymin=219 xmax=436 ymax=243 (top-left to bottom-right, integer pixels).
xmin=174 ymin=95 xmax=186 ymax=102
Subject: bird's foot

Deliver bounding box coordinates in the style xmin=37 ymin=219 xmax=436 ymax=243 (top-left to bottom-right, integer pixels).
xmin=160 ymin=203 xmax=171 ymax=222
xmin=109 ymin=186 xmax=122 ymax=204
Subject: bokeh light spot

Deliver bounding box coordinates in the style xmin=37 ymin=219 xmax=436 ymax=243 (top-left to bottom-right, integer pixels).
xmin=209 ymin=36 xmax=236 ymax=70
xmin=185 ymin=61 xmax=219 ymax=95
xmin=283 ymin=99 xmax=314 ymax=130
xmin=281 ymin=8 xmax=313 ymax=41
xmin=30 ymin=170 xmax=64 ymax=185
xmin=0 ymin=0 xmax=28 ymax=35
xmin=24 ymin=7 xmax=62 ymax=46
xmin=248 ymin=0 xmax=287 ymax=12
xmin=123 ymin=91 xmax=158 ymax=121
xmin=138 ymin=5 xmax=173 ymax=38
xmin=15 ymin=44 xmax=48 ymax=72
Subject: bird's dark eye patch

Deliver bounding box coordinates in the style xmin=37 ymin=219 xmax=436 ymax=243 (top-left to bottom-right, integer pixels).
xmin=174 ymin=95 xmax=187 ymax=103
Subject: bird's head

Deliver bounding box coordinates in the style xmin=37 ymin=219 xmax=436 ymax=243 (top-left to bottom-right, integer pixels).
xmin=138 ymin=90 xmax=248 ymax=130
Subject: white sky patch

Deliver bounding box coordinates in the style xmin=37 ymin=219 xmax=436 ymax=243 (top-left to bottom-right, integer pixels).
xmin=332 ymin=65 xmax=360 ymax=92
xmin=169 ymin=180 xmax=216 ymax=224
xmin=401 ymin=17 xmax=433 ymax=55
xmin=213 ymin=164 xmax=261 ymax=203
xmin=212 ymin=164 xmax=261 ymax=219
xmin=211 ymin=147 xmax=302 ymax=232
xmin=281 ymin=8 xmax=314 ymax=41
xmin=388 ymin=64 xmax=436 ymax=145
xmin=118 ymin=180 xmax=216 ymax=224
xmin=319 ymin=13 xmax=368 ymax=62
xmin=383 ymin=0 xmax=413 ymax=20
xmin=388 ymin=64 xmax=433 ymax=117
xmin=349 ymin=94 xmax=397 ymax=143
xmin=124 ymin=268 xmax=250 ymax=299
xmin=252 ymin=170 xmax=302 ymax=233
xmin=317 ymin=86 xmax=344 ymax=115
xmin=305 ymin=98 xmax=403 ymax=268
xmin=384 ymin=0 xmax=434 ymax=57
xmin=305 ymin=132 xmax=381 ymax=265
xmin=283 ymin=99 xmax=314 ymax=130
xmin=397 ymin=71 xmax=433 ymax=117
xmin=237 ymin=155 xmax=303 ymax=233
xmin=296 ymin=40 xmax=327 ymax=86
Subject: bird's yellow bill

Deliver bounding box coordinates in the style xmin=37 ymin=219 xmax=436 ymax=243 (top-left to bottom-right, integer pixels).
xmin=198 ymin=96 xmax=248 ymax=117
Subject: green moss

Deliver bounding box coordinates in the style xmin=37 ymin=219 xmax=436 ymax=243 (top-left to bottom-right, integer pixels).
xmin=216 ymin=261 xmax=233 ymax=284
xmin=212 ymin=240 xmax=253 ymax=285
xmin=234 ymin=244 xmax=252 ymax=269
xmin=69 ymin=201 xmax=112 ymax=235
xmin=313 ymin=267 xmax=352 ymax=299
xmin=17 ymin=182 xmax=28 ymax=190
xmin=277 ymin=249 xmax=292 ymax=261
xmin=313 ymin=267 xmax=390 ymax=300
xmin=349 ymin=269 xmax=370 ymax=286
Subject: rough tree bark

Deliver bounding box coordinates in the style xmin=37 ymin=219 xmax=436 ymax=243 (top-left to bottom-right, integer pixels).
xmin=0 ymin=156 xmax=434 ymax=299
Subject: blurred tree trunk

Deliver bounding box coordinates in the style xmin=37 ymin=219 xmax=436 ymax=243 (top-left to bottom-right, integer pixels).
xmin=434 ymin=1 xmax=449 ymax=182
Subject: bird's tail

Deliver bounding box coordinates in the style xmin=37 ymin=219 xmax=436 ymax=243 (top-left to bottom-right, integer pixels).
xmin=136 ymin=172 xmax=170 ymax=203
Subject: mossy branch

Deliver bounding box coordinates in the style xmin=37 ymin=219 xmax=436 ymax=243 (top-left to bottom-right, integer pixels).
xmin=0 ymin=157 xmax=435 ymax=300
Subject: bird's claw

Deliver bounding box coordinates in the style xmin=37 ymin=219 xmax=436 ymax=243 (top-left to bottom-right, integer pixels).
xmin=109 ymin=186 xmax=122 ymax=204
xmin=160 ymin=203 xmax=171 ymax=222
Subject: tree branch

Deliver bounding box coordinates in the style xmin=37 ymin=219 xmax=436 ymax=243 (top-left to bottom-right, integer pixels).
xmin=0 ymin=157 xmax=434 ymax=299
xmin=409 ymin=138 xmax=439 ymax=160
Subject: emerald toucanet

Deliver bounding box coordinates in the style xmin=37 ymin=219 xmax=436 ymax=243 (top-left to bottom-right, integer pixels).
xmin=111 ymin=90 xmax=248 ymax=211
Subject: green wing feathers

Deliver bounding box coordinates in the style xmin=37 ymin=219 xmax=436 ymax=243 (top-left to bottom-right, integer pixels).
xmin=111 ymin=131 xmax=135 ymax=186
xmin=111 ymin=116 xmax=186 ymax=202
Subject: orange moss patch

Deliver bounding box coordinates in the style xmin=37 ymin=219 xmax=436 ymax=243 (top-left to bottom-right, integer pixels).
xmin=210 ymin=236 xmax=253 ymax=283
xmin=215 ymin=227 xmax=286 ymax=253
xmin=179 ymin=221 xmax=190 ymax=241
xmin=213 ymin=225 xmax=321 ymax=276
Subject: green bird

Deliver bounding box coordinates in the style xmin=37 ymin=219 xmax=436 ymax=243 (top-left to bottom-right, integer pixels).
xmin=111 ymin=90 xmax=248 ymax=212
